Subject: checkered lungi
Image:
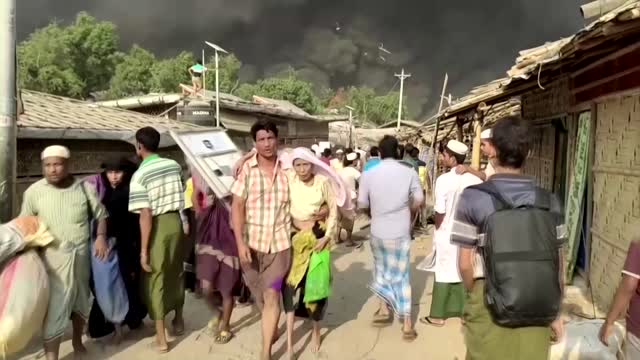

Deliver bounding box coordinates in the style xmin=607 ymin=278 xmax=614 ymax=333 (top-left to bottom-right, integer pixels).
xmin=369 ymin=236 xmax=412 ymax=317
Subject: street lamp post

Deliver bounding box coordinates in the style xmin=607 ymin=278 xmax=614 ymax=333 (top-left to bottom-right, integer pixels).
xmin=0 ymin=0 xmax=16 ymax=222
xmin=205 ymin=41 xmax=228 ymax=128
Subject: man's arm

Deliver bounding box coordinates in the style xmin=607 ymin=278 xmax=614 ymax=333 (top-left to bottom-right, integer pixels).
xmin=356 ymin=173 xmax=370 ymax=215
xmin=459 ymin=247 xmax=476 ymax=291
xmin=139 ymin=208 xmax=153 ymax=272
xmin=409 ymin=172 xmax=424 ymax=212
xmin=433 ymin=176 xmax=446 ymax=230
xmin=456 ymin=165 xmax=487 ymax=181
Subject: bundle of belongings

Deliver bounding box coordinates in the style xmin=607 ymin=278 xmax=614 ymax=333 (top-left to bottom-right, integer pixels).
xmin=0 ymin=217 xmax=55 ymax=358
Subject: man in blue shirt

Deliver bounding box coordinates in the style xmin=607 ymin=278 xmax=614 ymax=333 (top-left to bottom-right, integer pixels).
xmin=363 ymin=146 xmax=381 ymax=172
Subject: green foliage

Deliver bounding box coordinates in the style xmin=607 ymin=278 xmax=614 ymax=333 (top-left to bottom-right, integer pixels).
xmin=150 ymin=51 xmax=195 ymax=93
xmin=205 ymin=53 xmax=242 ymax=94
xmin=107 ymin=45 xmax=156 ymax=98
xmin=236 ymin=71 xmax=322 ymax=114
xmin=346 ymin=87 xmax=408 ymax=125
xmin=17 ymin=12 xmax=119 ymax=98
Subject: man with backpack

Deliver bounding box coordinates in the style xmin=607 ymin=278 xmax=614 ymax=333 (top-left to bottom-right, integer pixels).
xmin=450 ymin=116 xmax=565 ymax=359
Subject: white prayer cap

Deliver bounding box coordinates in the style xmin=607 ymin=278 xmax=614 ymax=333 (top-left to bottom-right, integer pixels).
xmin=446 ymin=140 xmax=468 ymax=156
xmin=41 ymin=145 xmax=70 ymax=160
xmin=346 ymin=152 xmax=358 ymax=161
xmin=311 ymin=144 xmax=319 ymax=151
xmin=336 ymin=149 xmax=344 ymax=154
xmin=481 ymin=129 xmax=492 ymax=140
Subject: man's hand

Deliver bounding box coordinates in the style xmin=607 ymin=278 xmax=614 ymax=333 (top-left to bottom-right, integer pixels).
xmin=312 ymin=205 xmax=329 ymax=221
xmin=233 ymin=150 xmax=256 ymax=178
xmin=455 ymin=165 xmax=469 ymax=175
xmin=550 ymin=318 xmax=565 ymax=343
xmin=314 ymin=237 xmax=330 ymax=252
xmin=238 ymin=242 xmax=252 ymax=264
xmin=94 ymin=235 xmax=110 ymax=261
xmin=12 ymin=216 xmax=40 ymax=237
xmin=598 ymin=321 xmax=614 ymax=346
xmin=140 ymin=252 xmax=152 ymax=272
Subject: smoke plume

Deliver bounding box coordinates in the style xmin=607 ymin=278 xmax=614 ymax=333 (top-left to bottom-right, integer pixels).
xmin=17 ymin=0 xmax=585 ymax=117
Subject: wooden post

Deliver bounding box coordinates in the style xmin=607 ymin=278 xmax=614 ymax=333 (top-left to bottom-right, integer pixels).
xmin=471 ymin=119 xmax=482 ymax=170
xmin=580 ymin=0 xmax=627 ymax=20
xmin=456 ymin=120 xmax=464 ymax=142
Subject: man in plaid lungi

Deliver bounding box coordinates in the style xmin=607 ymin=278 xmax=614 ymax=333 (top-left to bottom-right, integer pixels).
xmin=357 ymin=135 xmax=424 ymax=342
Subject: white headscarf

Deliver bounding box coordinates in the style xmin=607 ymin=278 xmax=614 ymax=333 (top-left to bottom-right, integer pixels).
xmin=290 ymin=147 xmax=351 ymax=211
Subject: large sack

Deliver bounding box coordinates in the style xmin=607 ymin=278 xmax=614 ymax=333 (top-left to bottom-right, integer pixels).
xmin=91 ymin=237 xmax=129 ymax=324
xmin=0 ymin=251 xmax=50 ymax=357
xmin=550 ymin=319 xmax=625 ymax=360
xmin=0 ymin=219 xmax=55 ymax=264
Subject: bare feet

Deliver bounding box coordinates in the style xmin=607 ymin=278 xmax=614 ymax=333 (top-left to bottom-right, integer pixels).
xmin=112 ymin=326 xmax=124 ymax=345
xmin=311 ymin=326 xmax=321 ymax=353
xmin=72 ymin=338 xmax=87 ymax=358
xmin=149 ymin=340 xmax=169 ymax=354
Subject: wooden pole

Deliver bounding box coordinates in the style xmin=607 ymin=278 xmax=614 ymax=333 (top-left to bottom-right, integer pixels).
xmin=471 ymin=119 xmax=482 ymax=170
xmin=456 ymin=120 xmax=464 ymax=142
xmin=430 ymin=73 xmax=449 ymax=197
xmin=0 ymin=0 xmax=17 ymax=222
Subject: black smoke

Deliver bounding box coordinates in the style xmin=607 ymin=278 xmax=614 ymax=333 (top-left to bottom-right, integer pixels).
xmin=17 ymin=0 xmax=585 ymax=116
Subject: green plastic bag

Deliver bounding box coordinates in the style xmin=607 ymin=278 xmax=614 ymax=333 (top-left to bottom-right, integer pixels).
xmin=304 ymin=250 xmax=331 ymax=303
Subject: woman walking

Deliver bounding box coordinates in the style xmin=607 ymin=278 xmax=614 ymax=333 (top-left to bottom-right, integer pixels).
xmin=283 ymin=148 xmax=339 ymax=359
xmin=85 ymin=156 xmax=147 ymax=340
xmin=191 ymin=173 xmax=241 ymax=344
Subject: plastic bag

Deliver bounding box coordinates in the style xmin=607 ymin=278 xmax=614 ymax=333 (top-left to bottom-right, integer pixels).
xmin=91 ymin=238 xmax=129 ymax=324
xmin=549 ymin=319 xmax=624 ymax=360
xmin=0 ymin=251 xmax=50 ymax=358
xmin=304 ymin=250 xmax=331 ymax=303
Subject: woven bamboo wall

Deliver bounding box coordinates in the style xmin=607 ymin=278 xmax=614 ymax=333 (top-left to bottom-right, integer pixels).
xmin=590 ymin=94 xmax=640 ymax=310
xmin=523 ymin=124 xmax=556 ymax=191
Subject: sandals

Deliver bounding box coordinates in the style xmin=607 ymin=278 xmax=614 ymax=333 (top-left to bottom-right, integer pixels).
xmin=372 ymin=310 xmax=393 ymax=327
xmin=402 ymin=329 xmax=418 ymax=342
xmin=419 ymin=316 xmax=445 ymax=328
xmin=214 ymin=330 xmax=234 ymax=344
xmin=205 ymin=317 xmax=220 ymax=337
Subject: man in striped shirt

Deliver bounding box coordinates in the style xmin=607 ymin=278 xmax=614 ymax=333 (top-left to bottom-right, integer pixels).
xmin=231 ymin=119 xmax=291 ymax=360
xmin=129 ymin=127 xmax=185 ymax=353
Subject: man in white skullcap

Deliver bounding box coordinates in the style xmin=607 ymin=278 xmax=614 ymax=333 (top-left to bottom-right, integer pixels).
xmin=337 ymin=151 xmax=361 ymax=247
xmin=455 ymin=128 xmax=497 ymax=180
xmin=20 ymin=145 xmax=108 ymax=360
xmin=420 ymin=139 xmax=482 ymax=327
xmin=330 ymin=148 xmax=345 ymax=172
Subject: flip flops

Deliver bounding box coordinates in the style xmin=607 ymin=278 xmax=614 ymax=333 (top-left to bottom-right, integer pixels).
xmin=402 ymin=329 xmax=418 ymax=342
xmin=214 ymin=330 xmax=234 ymax=344
xmin=372 ymin=310 xmax=393 ymax=327
xmin=419 ymin=316 xmax=445 ymax=327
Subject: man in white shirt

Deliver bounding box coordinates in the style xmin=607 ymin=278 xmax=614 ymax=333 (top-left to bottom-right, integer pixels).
xmin=456 ymin=129 xmax=496 ymax=180
xmin=422 ymin=140 xmax=482 ymax=327
xmin=330 ymin=149 xmax=345 ymax=172
xmin=338 ymin=152 xmax=361 ymax=247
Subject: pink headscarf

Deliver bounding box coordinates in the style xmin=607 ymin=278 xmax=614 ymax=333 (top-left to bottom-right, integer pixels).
xmin=290 ymin=147 xmax=353 ymax=213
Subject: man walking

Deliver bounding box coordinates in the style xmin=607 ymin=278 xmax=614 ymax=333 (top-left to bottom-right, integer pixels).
xmin=358 ymin=135 xmax=424 ymax=341
xmin=129 ymin=127 xmax=186 ymax=353
xmin=451 ymin=117 xmax=564 ymax=359
xmin=21 ymin=145 xmax=109 ymax=360
xmin=421 ymin=140 xmax=481 ymax=327
xmin=231 ymin=119 xmax=291 ymax=360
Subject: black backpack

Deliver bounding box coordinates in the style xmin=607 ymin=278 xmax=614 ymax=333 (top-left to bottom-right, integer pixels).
xmin=472 ymin=181 xmax=562 ymax=328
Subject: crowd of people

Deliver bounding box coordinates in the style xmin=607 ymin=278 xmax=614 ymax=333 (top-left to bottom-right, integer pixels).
xmin=3 ymin=113 xmax=639 ymax=360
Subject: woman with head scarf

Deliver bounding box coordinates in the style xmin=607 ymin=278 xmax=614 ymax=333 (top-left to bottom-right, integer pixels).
xmin=282 ymin=147 xmax=339 ymax=359
xmin=84 ymin=156 xmax=147 ymax=340
xmin=192 ymin=170 xmax=242 ymax=345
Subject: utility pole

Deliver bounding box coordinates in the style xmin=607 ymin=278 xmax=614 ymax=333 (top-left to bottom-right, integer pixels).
xmin=395 ymin=68 xmax=411 ymax=130
xmin=202 ymin=49 xmax=206 ymax=93
xmin=0 ymin=0 xmax=17 ymax=222
xmin=205 ymin=41 xmax=228 ymax=128
xmin=346 ymin=105 xmax=355 ymax=148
